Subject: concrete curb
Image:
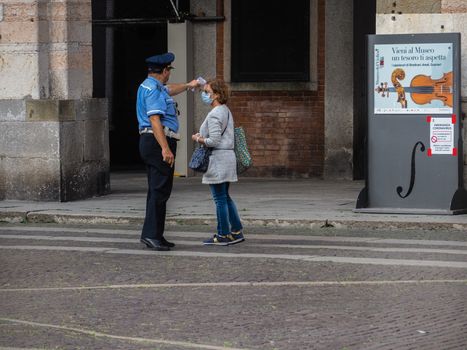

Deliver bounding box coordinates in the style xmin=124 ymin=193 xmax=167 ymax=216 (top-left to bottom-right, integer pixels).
xmin=0 ymin=212 xmax=26 ymax=224
xmin=1 ymin=211 xmax=467 ymax=231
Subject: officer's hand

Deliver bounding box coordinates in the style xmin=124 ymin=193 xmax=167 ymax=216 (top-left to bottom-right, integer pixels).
xmin=162 ymin=147 xmax=175 ymax=167
xmin=187 ymin=79 xmax=200 ymax=90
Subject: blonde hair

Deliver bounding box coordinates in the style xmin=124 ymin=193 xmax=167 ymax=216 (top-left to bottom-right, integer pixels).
xmin=207 ymin=78 xmax=229 ymax=104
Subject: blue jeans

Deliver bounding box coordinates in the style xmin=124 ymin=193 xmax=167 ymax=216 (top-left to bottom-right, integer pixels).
xmin=209 ymin=182 xmax=243 ymax=236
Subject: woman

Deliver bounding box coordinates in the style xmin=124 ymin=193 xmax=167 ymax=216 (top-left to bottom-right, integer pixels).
xmin=192 ymin=78 xmax=244 ymax=246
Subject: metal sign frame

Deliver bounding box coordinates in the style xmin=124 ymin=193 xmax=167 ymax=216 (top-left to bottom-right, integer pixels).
xmin=355 ymin=33 xmax=467 ymax=215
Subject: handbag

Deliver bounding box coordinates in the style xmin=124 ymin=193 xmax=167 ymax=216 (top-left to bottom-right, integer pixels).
xmin=234 ymin=126 xmax=252 ymax=174
xmin=189 ymin=146 xmax=212 ymax=173
xmin=189 ymin=113 xmax=231 ymax=173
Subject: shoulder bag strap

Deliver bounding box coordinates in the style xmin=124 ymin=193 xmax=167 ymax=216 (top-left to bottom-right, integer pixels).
xmin=221 ymin=110 xmax=230 ymax=136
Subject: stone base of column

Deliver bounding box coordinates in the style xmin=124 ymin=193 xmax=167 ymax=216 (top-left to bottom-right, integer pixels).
xmin=0 ymin=98 xmax=110 ymax=201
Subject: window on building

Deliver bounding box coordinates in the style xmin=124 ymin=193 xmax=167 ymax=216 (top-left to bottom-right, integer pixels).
xmin=231 ymin=0 xmax=310 ymax=82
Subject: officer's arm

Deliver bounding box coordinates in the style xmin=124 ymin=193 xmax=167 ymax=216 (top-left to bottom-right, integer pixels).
xmin=167 ymin=80 xmax=200 ymax=96
xmin=149 ymin=114 xmax=174 ymax=167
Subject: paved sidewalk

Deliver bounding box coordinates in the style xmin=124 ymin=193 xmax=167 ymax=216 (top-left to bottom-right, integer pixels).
xmin=1 ymin=172 xmax=467 ymax=230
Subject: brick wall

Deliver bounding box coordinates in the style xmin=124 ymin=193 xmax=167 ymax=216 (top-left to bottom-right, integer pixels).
xmin=219 ymin=0 xmax=325 ymax=178
xmin=229 ymin=90 xmax=324 ymax=177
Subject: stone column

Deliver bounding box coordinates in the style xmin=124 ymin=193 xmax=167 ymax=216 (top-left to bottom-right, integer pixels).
xmin=168 ymin=21 xmax=194 ymax=177
xmin=324 ymin=0 xmax=354 ymax=179
xmin=0 ymin=0 xmax=109 ymax=201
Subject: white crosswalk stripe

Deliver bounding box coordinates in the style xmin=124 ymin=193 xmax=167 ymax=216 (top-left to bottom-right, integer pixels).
xmin=0 ymin=225 xmax=466 ymax=268
xmin=1 ymin=234 xmax=467 ymax=255
xmin=2 ymin=245 xmax=467 ymax=268
xmin=1 ymin=225 xmax=467 ymax=246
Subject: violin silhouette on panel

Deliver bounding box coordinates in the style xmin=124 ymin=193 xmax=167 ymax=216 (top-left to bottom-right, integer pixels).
xmin=375 ymin=68 xmax=453 ymax=108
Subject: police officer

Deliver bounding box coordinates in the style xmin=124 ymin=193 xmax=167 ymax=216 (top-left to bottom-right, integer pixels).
xmin=137 ymin=52 xmax=199 ymax=251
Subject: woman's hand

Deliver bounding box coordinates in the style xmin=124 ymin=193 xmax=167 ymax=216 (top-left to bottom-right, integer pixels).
xmin=192 ymin=133 xmax=202 ymax=143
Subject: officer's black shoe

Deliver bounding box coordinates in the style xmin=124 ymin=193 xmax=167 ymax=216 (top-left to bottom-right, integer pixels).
xmin=140 ymin=237 xmax=152 ymax=248
xmin=161 ymin=237 xmax=175 ymax=248
xmin=140 ymin=238 xmax=170 ymax=251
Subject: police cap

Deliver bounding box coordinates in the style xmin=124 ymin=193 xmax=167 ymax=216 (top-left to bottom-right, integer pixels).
xmin=145 ymin=52 xmax=175 ymax=69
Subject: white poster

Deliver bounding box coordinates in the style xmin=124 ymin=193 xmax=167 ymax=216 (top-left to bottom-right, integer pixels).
xmin=429 ymin=117 xmax=454 ymax=155
xmin=374 ymin=43 xmax=453 ymax=114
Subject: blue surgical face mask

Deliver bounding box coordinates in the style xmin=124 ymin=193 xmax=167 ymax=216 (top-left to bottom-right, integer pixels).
xmin=201 ymin=91 xmax=213 ymax=105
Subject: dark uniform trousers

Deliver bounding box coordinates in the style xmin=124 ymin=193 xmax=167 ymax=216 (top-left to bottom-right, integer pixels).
xmin=139 ymin=133 xmax=178 ymax=240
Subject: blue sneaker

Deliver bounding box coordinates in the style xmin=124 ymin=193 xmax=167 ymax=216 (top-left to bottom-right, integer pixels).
xmin=231 ymin=231 xmax=245 ymax=244
xmin=203 ymin=234 xmax=235 ymax=246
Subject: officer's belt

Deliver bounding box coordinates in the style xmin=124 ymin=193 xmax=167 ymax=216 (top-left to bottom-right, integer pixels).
xmin=139 ymin=127 xmax=180 ymax=141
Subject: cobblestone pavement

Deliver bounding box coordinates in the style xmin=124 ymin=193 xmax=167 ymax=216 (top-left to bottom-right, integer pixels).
xmin=0 ymin=223 xmax=466 ymax=350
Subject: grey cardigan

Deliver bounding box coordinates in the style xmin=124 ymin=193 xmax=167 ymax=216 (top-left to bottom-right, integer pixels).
xmin=199 ymin=104 xmax=238 ymax=184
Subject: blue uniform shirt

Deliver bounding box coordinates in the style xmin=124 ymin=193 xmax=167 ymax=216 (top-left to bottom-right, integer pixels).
xmin=136 ymin=76 xmax=179 ymax=132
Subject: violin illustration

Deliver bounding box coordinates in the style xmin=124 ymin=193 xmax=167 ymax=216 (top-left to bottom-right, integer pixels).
xmin=375 ymin=68 xmax=453 ymax=108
